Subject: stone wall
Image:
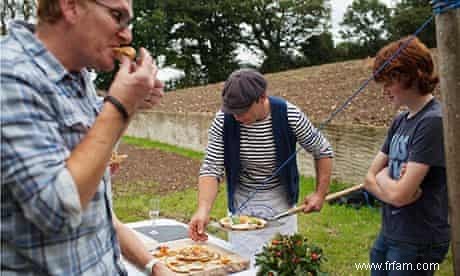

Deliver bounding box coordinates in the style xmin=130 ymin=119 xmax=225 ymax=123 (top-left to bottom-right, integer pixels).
xmin=127 ymin=111 xmax=387 ymax=185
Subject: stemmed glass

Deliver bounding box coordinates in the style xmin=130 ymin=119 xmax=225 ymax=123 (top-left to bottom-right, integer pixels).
xmin=148 ymin=198 xmax=160 ymax=233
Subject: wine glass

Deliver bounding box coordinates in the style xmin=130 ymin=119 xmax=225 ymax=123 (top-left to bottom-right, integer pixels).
xmin=148 ymin=198 xmax=160 ymax=229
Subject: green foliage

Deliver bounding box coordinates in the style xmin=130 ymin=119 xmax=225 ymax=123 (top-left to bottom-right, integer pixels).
xmin=255 ymin=233 xmax=327 ymax=276
xmin=300 ymin=32 xmax=335 ymax=66
xmin=340 ymin=0 xmax=391 ymax=58
xmin=132 ymin=1 xmax=168 ymax=53
xmin=1 ymin=0 xmax=35 ymax=35
xmin=94 ymin=70 xmax=115 ymax=91
xmin=237 ymin=0 xmax=331 ymax=73
xmin=389 ymin=0 xmax=436 ymax=48
xmin=333 ymin=41 xmax=366 ymax=61
xmin=158 ymin=0 xmax=241 ymax=86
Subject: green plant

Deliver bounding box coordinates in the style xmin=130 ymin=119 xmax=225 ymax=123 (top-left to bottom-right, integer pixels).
xmin=255 ymin=233 xmax=327 ymax=276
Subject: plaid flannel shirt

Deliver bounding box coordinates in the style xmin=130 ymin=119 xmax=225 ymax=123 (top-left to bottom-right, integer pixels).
xmin=1 ymin=21 xmax=127 ymax=275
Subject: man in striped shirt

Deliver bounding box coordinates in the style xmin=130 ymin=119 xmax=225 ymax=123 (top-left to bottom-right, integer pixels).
xmin=188 ymin=69 xmax=334 ymax=262
xmin=1 ymin=0 xmax=173 ymax=275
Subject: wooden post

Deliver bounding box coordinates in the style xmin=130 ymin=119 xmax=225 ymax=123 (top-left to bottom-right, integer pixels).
xmin=435 ymin=6 xmax=460 ymax=274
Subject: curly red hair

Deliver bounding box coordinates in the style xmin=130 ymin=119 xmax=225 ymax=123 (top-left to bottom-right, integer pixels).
xmin=373 ymin=36 xmax=439 ymax=95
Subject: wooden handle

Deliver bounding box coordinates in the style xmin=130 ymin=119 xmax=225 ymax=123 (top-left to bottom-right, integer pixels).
xmin=287 ymin=184 xmax=364 ymax=215
xmin=325 ymin=183 xmax=364 ymax=202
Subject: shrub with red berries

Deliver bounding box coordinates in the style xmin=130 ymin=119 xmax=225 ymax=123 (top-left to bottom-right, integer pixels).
xmin=255 ymin=233 xmax=327 ymax=276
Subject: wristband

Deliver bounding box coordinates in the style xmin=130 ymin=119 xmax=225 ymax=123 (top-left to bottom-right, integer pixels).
xmin=104 ymin=95 xmax=129 ymax=121
xmin=144 ymin=258 xmax=159 ymax=275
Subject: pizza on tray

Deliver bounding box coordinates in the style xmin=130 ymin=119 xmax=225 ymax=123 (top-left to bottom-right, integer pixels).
xmin=175 ymin=245 xmax=220 ymax=262
xmin=219 ymin=215 xmax=267 ymax=231
xmin=151 ymin=245 xmax=232 ymax=274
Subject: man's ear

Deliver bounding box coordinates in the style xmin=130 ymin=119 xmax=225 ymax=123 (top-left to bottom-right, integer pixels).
xmin=59 ymin=0 xmax=81 ymax=24
xmin=258 ymin=93 xmax=268 ymax=102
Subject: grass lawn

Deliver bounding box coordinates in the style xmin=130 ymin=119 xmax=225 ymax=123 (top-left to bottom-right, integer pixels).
xmin=114 ymin=137 xmax=453 ymax=275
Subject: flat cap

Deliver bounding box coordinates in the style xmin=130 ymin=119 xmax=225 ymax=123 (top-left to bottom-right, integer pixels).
xmin=221 ymin=69 xmax=267 ymax=114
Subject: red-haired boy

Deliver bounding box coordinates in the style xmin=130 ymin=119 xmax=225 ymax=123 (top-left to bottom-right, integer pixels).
xmin=364 ymin=37 xmax=450 ymax=276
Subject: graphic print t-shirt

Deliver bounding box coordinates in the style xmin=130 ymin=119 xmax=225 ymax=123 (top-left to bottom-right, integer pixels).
xmin=381 ymin=99 xmax=450 ymax=244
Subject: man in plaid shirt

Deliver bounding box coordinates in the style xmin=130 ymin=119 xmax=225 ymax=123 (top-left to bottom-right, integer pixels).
xmin=1 ymin=0 xmax=173 ymax=275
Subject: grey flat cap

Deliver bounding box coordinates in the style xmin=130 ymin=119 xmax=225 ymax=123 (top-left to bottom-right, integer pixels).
xmin=221 ymin=69 xmax=267 ymax=114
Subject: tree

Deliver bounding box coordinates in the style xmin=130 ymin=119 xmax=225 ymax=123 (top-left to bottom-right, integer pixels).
xmin=389 ymin=0 xmax=435 ymax=48
xmin=300 ymin=31 xmax=335 ymax=66
xmin=340 ymin=0 xmax=391 ymax=58
xmin=132 ymin=0 xmax=169 ymax=53
xmin=1 ymin=0 xmax=35 ymax=35
xmin=97 ymin=0 xmax=333 ymax=89
xmin=158 ymin=0 xmax=241 ymax=86
xmin=237 ymin=0 xmax=331 ymax=73
xmin=334 ymin=41 xmax=365 ymax=61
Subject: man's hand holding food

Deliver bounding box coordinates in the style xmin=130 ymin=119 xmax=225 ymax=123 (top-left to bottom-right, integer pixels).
xmin=109 ymin=47 xmax=164 ymax=120
xmin=109 ymin=152 xmax=128 ymax=175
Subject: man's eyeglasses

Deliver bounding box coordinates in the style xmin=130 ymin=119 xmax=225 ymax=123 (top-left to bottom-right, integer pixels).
xmin=93 ymin=0 xmax=133 ymax=31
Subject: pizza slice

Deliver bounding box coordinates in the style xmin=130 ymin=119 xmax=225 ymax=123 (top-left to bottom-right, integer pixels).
xmin=113 ymin=47 xmax=137 ymax=61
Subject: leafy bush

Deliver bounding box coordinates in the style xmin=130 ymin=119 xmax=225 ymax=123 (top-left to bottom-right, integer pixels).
xmin=255 ymin=233 xmax=327 ymax=276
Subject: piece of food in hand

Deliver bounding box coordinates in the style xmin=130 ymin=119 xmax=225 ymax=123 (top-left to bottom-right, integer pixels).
xmin=113 ymin=46 xmax=136 ymax=61
xmin=220 ymin=215 xmax=267 ymax=230
xmin=110 ymin=152 xmax=128 ymax=165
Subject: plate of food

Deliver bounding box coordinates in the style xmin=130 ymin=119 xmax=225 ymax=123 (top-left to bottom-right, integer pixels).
xmin=218 ymin=215 xmax=267 ymax=231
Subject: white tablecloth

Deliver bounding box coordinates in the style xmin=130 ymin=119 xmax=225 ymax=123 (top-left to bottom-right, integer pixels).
xmin=123 ymin=218 xmax=256 ymax=275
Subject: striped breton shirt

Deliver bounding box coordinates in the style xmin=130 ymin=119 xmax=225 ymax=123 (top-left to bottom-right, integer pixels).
xmin=1 ymin=21 xmax=126 ymax=275
xmin=200 ymin=102 xmax=334 ymax=197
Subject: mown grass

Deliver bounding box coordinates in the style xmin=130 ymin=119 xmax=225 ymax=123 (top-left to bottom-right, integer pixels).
xmin=122 ymin=136 xmax=204 ymax=160
xmin=114 ymin=137 xmax=453 ymax=275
